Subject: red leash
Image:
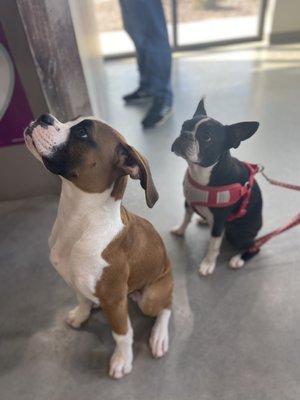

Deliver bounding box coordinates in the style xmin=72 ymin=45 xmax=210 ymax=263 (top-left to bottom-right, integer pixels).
xmin=260 ymin=166 xmax=300 ymax=191
xmin=248 ymin=165 xmax=300 ymax=253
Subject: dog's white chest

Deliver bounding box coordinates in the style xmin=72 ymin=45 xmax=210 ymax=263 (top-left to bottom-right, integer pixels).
xmin=183 ymin=165 xmax=214 ymax=226
xmin=49 ymin=181 xmax=123 ymax=303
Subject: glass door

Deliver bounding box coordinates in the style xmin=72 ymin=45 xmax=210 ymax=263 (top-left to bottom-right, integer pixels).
xmin=172 ymin=0 xmax=268 ymax=50
xmin=95 ymin=0 xmax=268 ymax=58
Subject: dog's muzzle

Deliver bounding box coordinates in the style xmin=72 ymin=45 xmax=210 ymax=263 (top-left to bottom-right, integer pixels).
xmin=31 ymin=125 xmax=59 ymax=156
xmin=25 ymin=114 xmax=64 ymax=157
xmin=171 ymin=137 xmax=184 ymax=156
xmin=171 ymin=134 xmax=193 ymax=158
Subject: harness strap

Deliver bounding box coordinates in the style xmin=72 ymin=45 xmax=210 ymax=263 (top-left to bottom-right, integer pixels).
xmin=228 ymin=162 xmax=259 ymax=221
xmin=188 ymin=162 xmax=259 ymax=221
xmin=187 ymin=173 xmax=248 ymax=208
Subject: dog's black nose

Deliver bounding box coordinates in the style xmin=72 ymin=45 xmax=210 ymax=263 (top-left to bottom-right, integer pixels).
xmin=38 ymin=114 xmax=54 ymax=126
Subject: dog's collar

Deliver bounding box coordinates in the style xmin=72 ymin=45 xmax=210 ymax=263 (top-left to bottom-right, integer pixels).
xmin=187 ymin=162 xmax=259 ymax=221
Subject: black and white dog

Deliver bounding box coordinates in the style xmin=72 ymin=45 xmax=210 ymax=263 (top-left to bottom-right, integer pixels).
xmin=171 ymin=98 xmax=263 ymax=275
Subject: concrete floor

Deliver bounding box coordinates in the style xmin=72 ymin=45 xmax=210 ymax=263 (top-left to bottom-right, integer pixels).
xmin=1 ymin=44 xmax=300 ymax=400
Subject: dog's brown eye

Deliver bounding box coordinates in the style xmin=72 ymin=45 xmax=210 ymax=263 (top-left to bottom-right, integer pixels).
xmin=74 ymin=126 xmax=89 ymax=140
xmin=204 ymin=133 xmax=211 ymax=143
xmin=77 ymin=129 xmax=88 ymax=139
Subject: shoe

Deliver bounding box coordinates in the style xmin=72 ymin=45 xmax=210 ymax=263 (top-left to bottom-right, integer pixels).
xmin=123 ymin=88 xmax=152 ymax=105
xmin=142 ymin=97 xmax=172 ymax=129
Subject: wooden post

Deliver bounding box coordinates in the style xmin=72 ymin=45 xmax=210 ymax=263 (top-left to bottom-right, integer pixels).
xmin=16 ymin=0 xmax=92 ymax=121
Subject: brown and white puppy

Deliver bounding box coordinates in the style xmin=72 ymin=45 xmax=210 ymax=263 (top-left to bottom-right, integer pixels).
xmin=24 ymin=114 xmax=173 ymax=379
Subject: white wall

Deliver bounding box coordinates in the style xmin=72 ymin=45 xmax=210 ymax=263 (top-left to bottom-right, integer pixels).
xmin=268 ymin=0 xmax=300 ymax=43
xmin=69 ymin=0 xmax=108 ymax=119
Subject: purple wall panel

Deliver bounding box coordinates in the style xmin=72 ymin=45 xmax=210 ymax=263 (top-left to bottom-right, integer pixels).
xmin=0 ymin=22 xmax=33 ymax=147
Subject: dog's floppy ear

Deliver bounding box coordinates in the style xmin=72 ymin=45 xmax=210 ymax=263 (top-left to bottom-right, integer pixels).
xmin=225 ymin=121 xmax=259 ymax=149
xmin=116 ymin=143 xmax=159 ymax=208
xmin=193 ymin=97 xmax=207 ymax=117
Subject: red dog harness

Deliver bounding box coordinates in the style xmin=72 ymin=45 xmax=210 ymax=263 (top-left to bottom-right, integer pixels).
xmin=188 ymin=162 xmax=259 ymax=222
xmin=187 ymin=162 xmax=300 ymax=253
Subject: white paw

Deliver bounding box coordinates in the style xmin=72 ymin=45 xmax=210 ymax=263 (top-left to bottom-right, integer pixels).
xmin=150 ymin=324 xmax=169 ymax=358
xmin=109 ymin=349 xmax=133 ymax=379
xmin=66 ymin=306 xmax=90 ymax=328
xmin=229 ymin=254 xmax=245 ymax=269
xmin=170 ymin=226 xmax=185 ymax=237
xmin=199 ymin=259 xmax=216 ymax=276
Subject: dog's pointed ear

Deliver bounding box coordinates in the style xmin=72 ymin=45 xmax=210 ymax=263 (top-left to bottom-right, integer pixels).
xmin=116 ymin=143 xmax=159 ymax=208
xmin=225 ymin=121 xmax=259 ymax=149
xmin=193 ymin=97 xmax=207 ymax=117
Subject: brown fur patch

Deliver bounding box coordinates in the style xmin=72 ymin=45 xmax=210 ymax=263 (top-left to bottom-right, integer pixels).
xmin=68 ymin=121 xmax=123 ymax=193
xmin=95 ymin=208 xmax=173 ymax=334
xmin=111 ymin=175 xmax=128 ymax=201
xmin=68 ymin=120 xmax=158 ymax=207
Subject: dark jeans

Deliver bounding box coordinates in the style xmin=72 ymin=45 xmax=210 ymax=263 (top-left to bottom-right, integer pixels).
xmin=119 ymin=0 xmax=173 ymax=106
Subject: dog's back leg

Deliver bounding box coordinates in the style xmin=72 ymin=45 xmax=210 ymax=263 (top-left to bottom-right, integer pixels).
xmin=226 ymin=227 xmax=261 ymax=269
xmin=137 ymin=262 xmax=173 ymax=358
xmin=171 ymin=201 xmax=193 ymax=236
xmin=229 ymin=249 xmax=260 ymax=269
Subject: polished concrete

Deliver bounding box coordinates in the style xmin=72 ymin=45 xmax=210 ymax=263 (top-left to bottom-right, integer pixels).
xmin=1 ymin=44 xmax=300 ymax=400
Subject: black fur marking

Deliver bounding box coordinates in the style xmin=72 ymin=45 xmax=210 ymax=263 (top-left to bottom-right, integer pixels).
xmin=225 ymin=122 xmax=259 ymax=149
xmin=210 ymin=153 xmax=263 ymax=250
xmin=193 ymin=97 xmax=207 ymax=117
xmin=43 ymin=119 xmax=97 ymax=178
xmin=241 ymin=249 xmax=260 ymax=261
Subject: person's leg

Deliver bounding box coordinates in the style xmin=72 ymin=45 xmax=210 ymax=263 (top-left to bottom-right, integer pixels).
xmin=143 ymin=0 xmax=173 ymax=106
xmin=119 ymin=0 xmax=149 ymax=92
xmin=120 ymin=0 xmax=173 ymax=126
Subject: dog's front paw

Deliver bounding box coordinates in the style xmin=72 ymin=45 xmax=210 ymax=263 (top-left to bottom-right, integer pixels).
xmin=150 ymin=322 xmax=169 ymax=358
xmin=66 ymin=306 xmax=90 ymax=328
xmin=170 ymin=226 xmax=185 ymax=237
xmin=229 ymin=254 xmax=245 ymax=269
xmin=199 ymin=259 xmax=216 ymax=276
xmin=109 ymin=348 xmax=133 ymax=379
